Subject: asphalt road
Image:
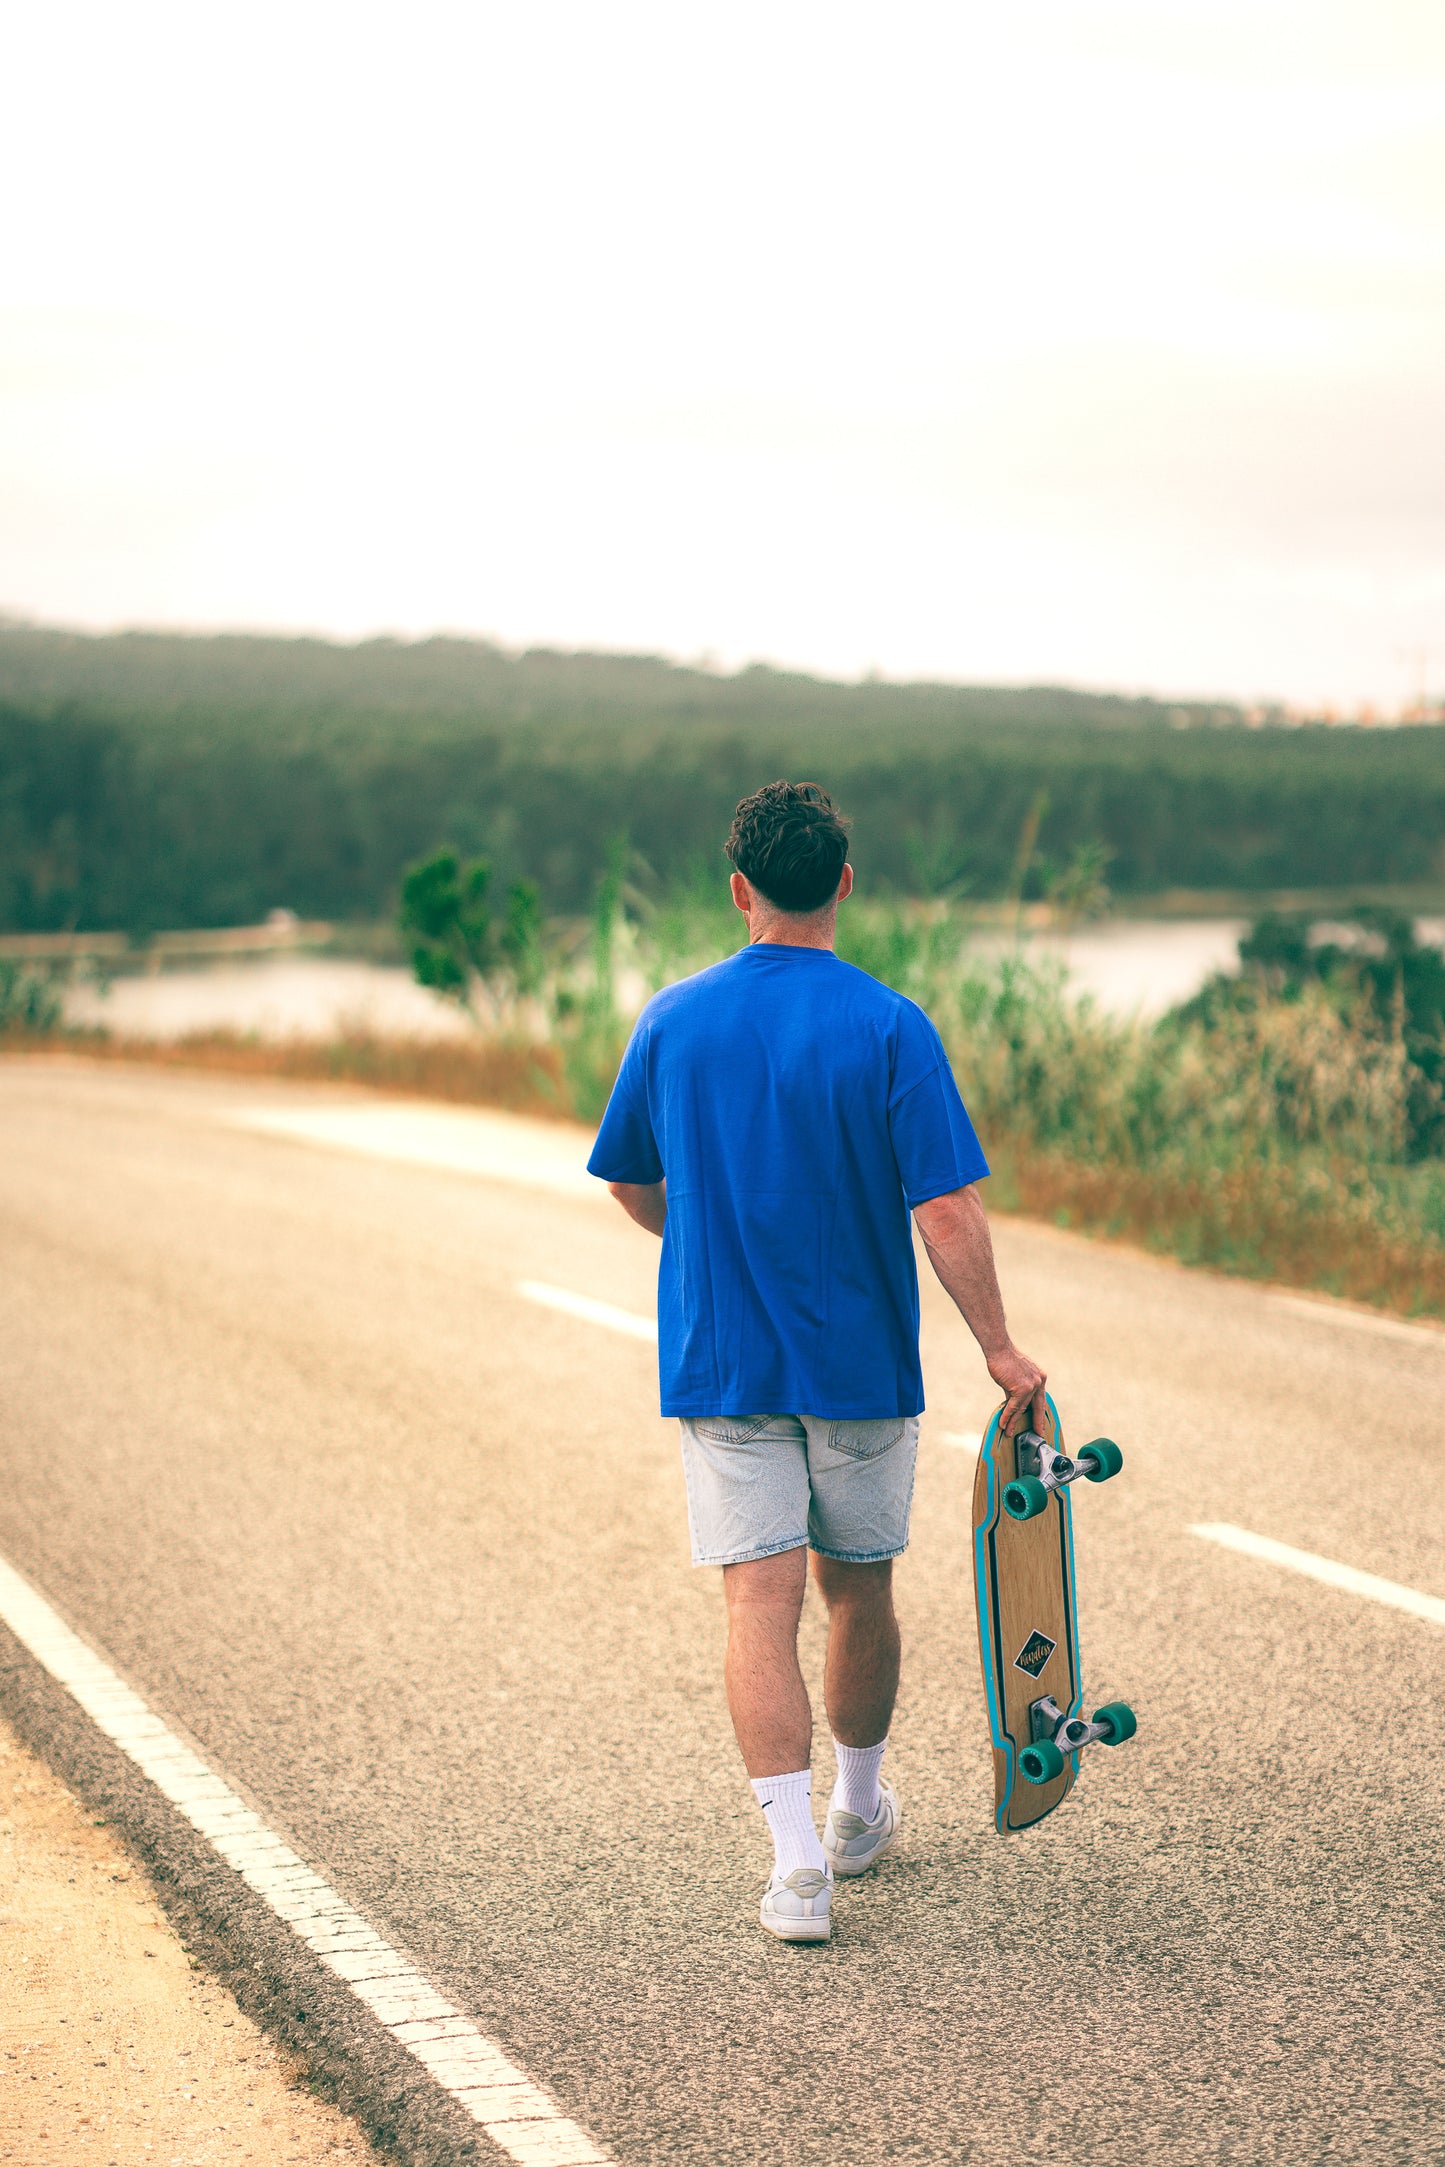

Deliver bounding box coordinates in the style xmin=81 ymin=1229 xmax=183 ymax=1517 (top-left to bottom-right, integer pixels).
xmin=2 ymin=1056 xmax=1443 ymax=2166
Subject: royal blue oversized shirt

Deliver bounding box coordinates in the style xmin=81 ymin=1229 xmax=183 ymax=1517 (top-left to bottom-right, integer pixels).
xmin=586 ymin=942 xmax=990 ymax=1418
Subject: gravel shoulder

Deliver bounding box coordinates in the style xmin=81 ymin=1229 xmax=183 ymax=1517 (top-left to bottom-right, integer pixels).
xmin=0 ymin=1713 xmax=383 ymax=2167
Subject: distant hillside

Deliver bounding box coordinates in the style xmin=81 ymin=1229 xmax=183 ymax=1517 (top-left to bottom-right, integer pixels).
xmin=2 ymin=621 xmax=1442 ymax=933
xmin=0 ymin=621 xmax=1243 ymax=750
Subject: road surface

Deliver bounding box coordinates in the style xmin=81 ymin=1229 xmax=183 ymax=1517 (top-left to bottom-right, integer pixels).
xmin=1 ymin=1057 xmax=1442 ymax=2165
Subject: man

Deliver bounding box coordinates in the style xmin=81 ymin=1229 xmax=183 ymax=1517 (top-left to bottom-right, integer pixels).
xmin=587 ymin=780 xmax=1046 ymax=1943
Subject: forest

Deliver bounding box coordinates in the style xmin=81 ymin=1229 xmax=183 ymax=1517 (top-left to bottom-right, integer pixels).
xmin=2 ymin=622 xmax=1443 ymax=934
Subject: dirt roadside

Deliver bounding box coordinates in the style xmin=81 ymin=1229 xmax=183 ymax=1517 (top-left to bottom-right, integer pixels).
xmin=0 ymin=1714 xmax=386 ymax=2167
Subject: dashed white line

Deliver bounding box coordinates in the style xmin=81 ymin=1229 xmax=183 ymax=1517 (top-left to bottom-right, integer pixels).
xmin=518 ymin=1282 xmax=657 ymax=1342
xmin=1266 ymin=1294 xmax=1445 ymax=1350
xmin=1189 ymin=1523 xmax=1445 ymax=1628
xmin=940 ymin=1432 xmax=983 ymax=1452
xmin=0 ymin=1553 xmax=612 ymax=2167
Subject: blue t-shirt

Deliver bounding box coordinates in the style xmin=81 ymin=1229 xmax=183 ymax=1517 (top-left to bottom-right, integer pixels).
xmin=586 ymin=942 xmax=989 ymax=1418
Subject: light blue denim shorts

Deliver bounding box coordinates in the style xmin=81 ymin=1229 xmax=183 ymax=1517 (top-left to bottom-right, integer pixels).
xmin=676 ymin=1413 xmax=920 ymax=1567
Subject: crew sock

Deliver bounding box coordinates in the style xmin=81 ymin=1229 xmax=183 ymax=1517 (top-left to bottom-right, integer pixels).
xmin=750 ymin=1769 xmax=827 ymax=1879
xmin=832 ymin=1737 xmax=888 ymax=1823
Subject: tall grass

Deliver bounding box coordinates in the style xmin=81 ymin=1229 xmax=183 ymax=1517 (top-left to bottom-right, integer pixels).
xmin=940 ymin=955 xmax=1444 ymax=1312
xmin=614 ymin=890 xmax=1445 ymax=1313
xmin=947 ymin=954 xmax=1418 ymax=1170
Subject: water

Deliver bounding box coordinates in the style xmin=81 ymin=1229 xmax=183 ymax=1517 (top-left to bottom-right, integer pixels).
xmin=63 ymin=958 xmax=474 ymax=1043
xmin=60 ymin=920 xmax=1258 ymax=1042
xmin=974 ymin=918 xmax=1247 ymax=1017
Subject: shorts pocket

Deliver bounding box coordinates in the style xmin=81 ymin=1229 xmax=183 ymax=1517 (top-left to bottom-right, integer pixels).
xmin=827 ymin=1417 xmax=906 ymax=1461
xmin=693 ymin=1415 xmax=773 ymax=1445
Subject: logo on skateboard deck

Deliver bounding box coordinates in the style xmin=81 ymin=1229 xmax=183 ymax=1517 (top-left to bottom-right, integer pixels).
xmin=1013 ymin=1629 xmax=1057 ymax=1677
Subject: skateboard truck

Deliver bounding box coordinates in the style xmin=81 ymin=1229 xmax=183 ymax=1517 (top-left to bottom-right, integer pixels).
xmin=1018 ymin=1693 xmax=1138 ymax=1785
xmin=1002 ymin=1431 xmax=1123 ymax=1521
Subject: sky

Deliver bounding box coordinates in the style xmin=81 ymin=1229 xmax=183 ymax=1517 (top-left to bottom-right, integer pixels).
xmin=2 ymin=0 xmax=1443 ymax=709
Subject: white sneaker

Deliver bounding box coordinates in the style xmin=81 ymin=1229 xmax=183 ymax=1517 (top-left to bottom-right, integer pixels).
xmin=822 ymin=1779 xmax=900 ymax=1877
xmin=759 ymin=1865 xmax=833 ymax=1942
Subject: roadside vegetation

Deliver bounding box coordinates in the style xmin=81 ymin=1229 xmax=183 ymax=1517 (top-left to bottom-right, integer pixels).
xmin=5 ymin=876 xmax=1443 ymax=1317
xmin=0 ymin=959 xmax=63 ymax=1033
xmin=381 ymin=856 xmax=1445 ymax=1316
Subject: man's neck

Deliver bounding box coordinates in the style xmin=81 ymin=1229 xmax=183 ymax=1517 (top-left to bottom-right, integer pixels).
xmin=749 ymin=910 xmax=837 ymax=951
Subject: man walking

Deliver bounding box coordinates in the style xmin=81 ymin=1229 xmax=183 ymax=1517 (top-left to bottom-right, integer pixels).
xmin=588 ymin=781 xmax=1046 ymax=1942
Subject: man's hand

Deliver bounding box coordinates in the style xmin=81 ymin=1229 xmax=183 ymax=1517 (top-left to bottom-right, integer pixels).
xmin=913 ymin=1184 xmax=1047 ymax=1434
xmin=607 ymin=1179 xmax=667 ymax=1237
xmin=983 ymin=1341 xmax=1048 ymax=1441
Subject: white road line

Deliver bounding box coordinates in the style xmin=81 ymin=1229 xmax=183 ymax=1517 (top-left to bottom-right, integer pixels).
xmin=1266 ymin=1294 xmax=1445 ymax=1350
xmin=1189 ymin=1523 xmax=1445 ymax=1628
xmin=518 ymin=1282 xmax=657 ymax=1342
xmin=940 ymin=1431 xmax=983 ymax=1452
xmin=231 ymin=1106 xmax=600 ymax=1203
xmin=0 ymin=1554 xmax=612 ymax=2167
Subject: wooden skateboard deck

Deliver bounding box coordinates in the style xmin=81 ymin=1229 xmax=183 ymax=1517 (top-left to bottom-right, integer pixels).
xmin=972 ymin=1391 xmax=1084 ymax=1834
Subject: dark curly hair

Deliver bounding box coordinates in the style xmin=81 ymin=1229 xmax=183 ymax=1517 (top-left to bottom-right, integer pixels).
xmin=724 ymin=780 xmax=851 ymax=913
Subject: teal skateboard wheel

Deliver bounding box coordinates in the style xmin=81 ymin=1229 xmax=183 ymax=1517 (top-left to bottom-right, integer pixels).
xmin=1079 ymin=1439 xmax=1123 ymax=1481
xmin=1092 ymin=1700 xmax=1137 ymax=1744
xmin=1003 ymin=1475 xmax=1049 ymax=1521
xmin=1019 ymin=1738 xmax=1066 ymax=1785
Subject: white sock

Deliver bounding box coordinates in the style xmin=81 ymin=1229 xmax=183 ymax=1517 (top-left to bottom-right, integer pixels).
xmin=750 ymin=1769 xmax=827 ymax=1878
xmin=832 ymin=1738 xmax=888 ymax=1823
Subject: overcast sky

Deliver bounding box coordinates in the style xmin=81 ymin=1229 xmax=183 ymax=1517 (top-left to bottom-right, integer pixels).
xmin=3 ymin=1 xmax=1443 ymax=708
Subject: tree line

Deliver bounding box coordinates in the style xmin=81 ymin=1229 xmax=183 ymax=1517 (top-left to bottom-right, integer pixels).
xmin=2 ymin=631 xmax=1443 ymax=933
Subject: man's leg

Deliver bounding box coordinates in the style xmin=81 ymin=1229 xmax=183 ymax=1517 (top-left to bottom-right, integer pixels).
xmin=812 ymin=1555 xmax=902 ymax=1867
xmin=722 ymin=1547 xmax=828 ymax=1889
xmin=722 ymin=1546 xmax=810 ymax=1774
xmin=811 ymin=1555 xmax=900 ymax=1747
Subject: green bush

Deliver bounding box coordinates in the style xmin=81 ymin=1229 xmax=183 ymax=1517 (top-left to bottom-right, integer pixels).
xmin=1178 ymin=908 xmax=1445 ymax=1157
xmin=398 ymin=847 xmax=546 ymax=1019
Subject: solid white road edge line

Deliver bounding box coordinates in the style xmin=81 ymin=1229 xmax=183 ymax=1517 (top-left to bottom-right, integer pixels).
xmin=518 ymin=1281 xmax=657 ymax=1342
xmin=1189 ymin=1523 xmax=1445 ymax=1627
xmin=0 ymin=1553 xmax=612 ymax=2167
xmin=1266 ymin=1294 xmax=1445 ymax=1350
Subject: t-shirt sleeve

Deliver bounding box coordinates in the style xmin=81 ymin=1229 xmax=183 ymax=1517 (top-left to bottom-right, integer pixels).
xmin=587 ymin=1022 xmax=665 ymax=1185
xmin=887 ymin=1002 xmax=990 ymax=1206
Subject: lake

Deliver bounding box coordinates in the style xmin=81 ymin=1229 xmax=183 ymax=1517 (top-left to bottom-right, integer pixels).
xmin=60 ymin=919 xmax=1270 ymax=1043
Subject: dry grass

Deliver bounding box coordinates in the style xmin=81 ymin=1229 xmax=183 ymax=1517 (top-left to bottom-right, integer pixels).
xmin=985 ymin=1135 xmax=1445 ymax=1318
xmin=0 ymin=1027 xmax=577 ymax=1120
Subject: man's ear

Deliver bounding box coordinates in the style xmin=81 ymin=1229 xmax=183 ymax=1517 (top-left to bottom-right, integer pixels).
xmin=730 ymin=871 xmax=753 ymax=916
xmin=837 ymin=863 xmax=854 ymax=903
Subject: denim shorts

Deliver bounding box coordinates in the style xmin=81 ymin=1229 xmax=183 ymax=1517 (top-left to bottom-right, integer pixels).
xmin=676 ymin=1413 xmax=920 ymax=1567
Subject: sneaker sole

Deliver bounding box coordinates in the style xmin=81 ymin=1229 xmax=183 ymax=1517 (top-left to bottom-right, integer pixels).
xmin=759 ymin=1907 xmax=831 ymax=1943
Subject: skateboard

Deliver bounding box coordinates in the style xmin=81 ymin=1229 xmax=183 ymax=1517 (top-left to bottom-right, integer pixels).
xmin=972 ymin=1391 xmax=1136 ymax=1833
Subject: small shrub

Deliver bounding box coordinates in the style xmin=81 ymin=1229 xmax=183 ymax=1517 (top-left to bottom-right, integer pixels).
xmin=0 ymin=960 xmax=65 ymax=1034
xmin=398 ymin=848 xmax=547 ymax=1019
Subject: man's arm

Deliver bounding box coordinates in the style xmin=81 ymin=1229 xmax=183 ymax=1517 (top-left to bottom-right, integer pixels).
xmin=608 ymin=1179 xmax=667 ymax=1237
xmin=912 ymin=1182 xmax=1047 ymax=1435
